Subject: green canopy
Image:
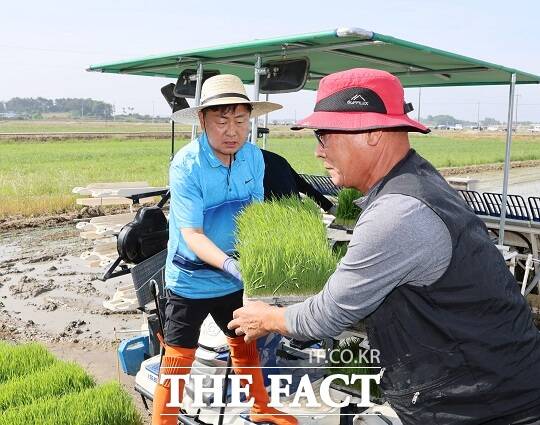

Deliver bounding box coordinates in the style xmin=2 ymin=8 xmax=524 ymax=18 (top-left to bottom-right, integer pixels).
xmin=88 ymin=27 xmax=540 ymax=88
xmin=88 ymin=27 xmax=537 ymax=246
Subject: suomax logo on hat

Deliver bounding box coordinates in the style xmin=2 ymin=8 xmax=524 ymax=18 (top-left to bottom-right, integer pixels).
xmin=172 ymin=74 xmax=282 ymax=125
xmin=292 ymin=68 xmax=430 ymax=134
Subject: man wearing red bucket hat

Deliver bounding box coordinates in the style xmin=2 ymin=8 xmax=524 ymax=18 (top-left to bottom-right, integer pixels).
xmin=230 ymin=69 xmax=540 ymax=423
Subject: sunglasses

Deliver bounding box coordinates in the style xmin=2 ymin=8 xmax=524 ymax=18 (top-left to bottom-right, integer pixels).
xmin=314 ymin=129 xmax=374 ymax=148
xmin=314 ymin=130 xmax=327 ymax=148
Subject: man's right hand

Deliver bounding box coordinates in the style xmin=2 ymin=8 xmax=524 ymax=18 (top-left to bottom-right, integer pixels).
xmin=222 ymin=257 xmax=242 ymax=282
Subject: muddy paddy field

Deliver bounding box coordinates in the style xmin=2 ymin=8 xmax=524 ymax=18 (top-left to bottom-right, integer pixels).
xmin=0 ymin=222 xmax=151 ymax=422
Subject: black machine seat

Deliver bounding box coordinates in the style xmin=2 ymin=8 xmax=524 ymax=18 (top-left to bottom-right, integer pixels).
xmin=299 ymin=174 xmax=340 ymax=197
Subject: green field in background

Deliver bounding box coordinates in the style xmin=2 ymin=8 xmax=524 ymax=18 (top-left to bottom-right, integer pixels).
xmin=2 ymin=133 xmax=540 ymax=218
xmin=0 ymin=120 xmax=179 ymax=133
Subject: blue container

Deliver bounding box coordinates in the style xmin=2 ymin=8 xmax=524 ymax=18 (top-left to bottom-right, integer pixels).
xmin=118 ymin=335 xmax=150 ymax=376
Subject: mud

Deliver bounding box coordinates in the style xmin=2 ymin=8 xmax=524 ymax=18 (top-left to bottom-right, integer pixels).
xmin=0 ymin=223 xmax=151 ymax=423
xmin=0 ymin=205 xmax=124 ymax=232
xmin=0 ymin=224 xmax=145 ymax=346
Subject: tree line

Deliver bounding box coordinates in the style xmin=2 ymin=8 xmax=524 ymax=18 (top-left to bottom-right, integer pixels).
xmin=1 ymin=97 xmax=113 ymax=118
xmin=424 ymin=114 xmax=501 ymax=127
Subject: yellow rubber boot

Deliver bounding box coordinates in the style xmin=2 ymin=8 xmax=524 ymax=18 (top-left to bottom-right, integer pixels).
xmin=228 ymin=336 xmax=298 ymax=425
xmin=152 ymin=345 xmax=196 ymax=425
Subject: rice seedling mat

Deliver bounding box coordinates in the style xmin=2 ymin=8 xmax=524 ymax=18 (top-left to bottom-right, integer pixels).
xmin=236 ymin=198 xmax=341 ymax=298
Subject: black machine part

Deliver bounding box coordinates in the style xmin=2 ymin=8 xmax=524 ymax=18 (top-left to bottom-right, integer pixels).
xmin=116 ymin=206 xmax=169 ymax=264
xmin=147 ymin=313 xmax=162 ymax=357
xmin=174 ymin=69 xmax=220 ymax=98
xmin=259 ymin=58 xmax=309 ymax=94
xmin=257 ymin=126 xmax=269 ymax=139
xmin=161 ymin=83 xmax=190 ymax=113
xmin=99 ymin=190 xmax=170 ymax=282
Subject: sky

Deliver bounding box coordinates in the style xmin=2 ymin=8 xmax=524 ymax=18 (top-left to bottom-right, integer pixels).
xmin=1 ymin=0 xmax=540 ymax=123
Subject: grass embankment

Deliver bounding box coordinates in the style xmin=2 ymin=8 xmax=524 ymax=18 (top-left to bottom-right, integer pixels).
xmin=0 ymin=341 xmax=141 ymax=424
xmin=2 ymin=133 xmax=540 ymax=218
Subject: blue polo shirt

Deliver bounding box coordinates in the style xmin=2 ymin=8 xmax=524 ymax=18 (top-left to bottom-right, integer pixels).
xmin=165 ymin=132 xmax=264 ymax=299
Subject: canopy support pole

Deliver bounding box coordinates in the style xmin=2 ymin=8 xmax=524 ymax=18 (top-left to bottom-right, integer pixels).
xmin=191 ymin=62 xmax=204 ymax=140
xmin=170 ymin=120 xmax=175 ymax=162
xmin=262 ymin=93 xmax=269 ymax=149
xmin=251 ymin=55 xmax=262 ymax=144
xmin=498 ymin=72 xmax=516 ymax=246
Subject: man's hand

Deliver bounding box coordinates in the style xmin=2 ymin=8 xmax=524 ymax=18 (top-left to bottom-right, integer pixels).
xmin=228 ymin=301 xmax=289 ymax=343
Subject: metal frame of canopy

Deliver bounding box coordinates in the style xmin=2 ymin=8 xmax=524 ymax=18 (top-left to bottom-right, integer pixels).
xmin=88 ymin=27 xmax=540 ymax=245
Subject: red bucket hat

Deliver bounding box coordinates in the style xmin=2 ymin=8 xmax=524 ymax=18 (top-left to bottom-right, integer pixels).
xmin=292 ymin=68 xmax=430 ymax=134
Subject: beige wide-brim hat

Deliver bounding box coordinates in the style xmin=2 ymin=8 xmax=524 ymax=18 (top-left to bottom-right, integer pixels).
xmin=172 ymin=74 xmax=282 ymax=125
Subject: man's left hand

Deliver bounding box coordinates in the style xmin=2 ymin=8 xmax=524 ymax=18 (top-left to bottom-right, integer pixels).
xmin=228 ymin=301 xmax=287 ymax=343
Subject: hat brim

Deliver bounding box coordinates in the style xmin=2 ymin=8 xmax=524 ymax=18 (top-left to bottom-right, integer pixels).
xmin=291 ymin=111 xmax=430 ymax=134
xmin=172 ymin=98 xmax=282 ymax=125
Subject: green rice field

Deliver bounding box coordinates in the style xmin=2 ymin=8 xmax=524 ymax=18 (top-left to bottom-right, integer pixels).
xmin=2 ymin=131 xmax=540 ymax=218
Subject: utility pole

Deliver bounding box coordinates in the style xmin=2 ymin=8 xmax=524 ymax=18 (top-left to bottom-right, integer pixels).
xmin=417 ymin=88 xmax=422 ymax=122
xmin=81 ymin=102 xmax=84 ymax=120
xmin=477 ymin=102 xmax=480 ymax=130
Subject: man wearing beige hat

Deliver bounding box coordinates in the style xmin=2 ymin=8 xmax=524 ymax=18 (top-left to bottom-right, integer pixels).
xmin=152 ymin=74 xmax=297 ymax=425
xmin=229 ymin=68 xmax=540 ymax=423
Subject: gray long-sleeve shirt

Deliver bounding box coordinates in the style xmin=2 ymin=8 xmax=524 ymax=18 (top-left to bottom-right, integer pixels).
xmin=285 ymin=192 xmax=453 ymax=340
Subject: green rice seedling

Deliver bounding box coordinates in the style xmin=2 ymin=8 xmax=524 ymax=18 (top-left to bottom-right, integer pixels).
xmin=0 ymin=382 xmax=142 ymax=425
xmin=332 ymin=241 xmax=349 ymax=261
xmin=236 ymin=197 xmax=340 ymax=297
xmin=0 ymin=361 xmax=95 ymax=410
xmin=335 ymin=188 xmax=362 ymax=226
xmin=0 ymin=342 xmax=57 ymax=384
xmin=330 ymin=337 xmax=381 ymax=400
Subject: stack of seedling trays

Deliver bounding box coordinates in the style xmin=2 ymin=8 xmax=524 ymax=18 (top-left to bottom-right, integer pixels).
xmin=72 ymin=181 xmax=162 ymax=209
xmin=77 ymin=212 xmax=136 ymax=268
xmin=0 ymin=342 xmax=142 ymax=424
xmin=74 ymin=182 xmax=168 ymax=270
